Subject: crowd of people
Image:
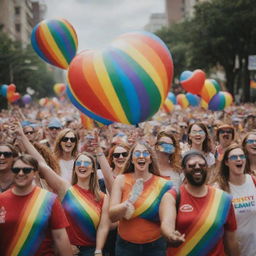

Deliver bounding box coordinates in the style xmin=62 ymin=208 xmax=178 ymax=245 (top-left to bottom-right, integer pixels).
xmin=0 ymin=101 xmax=256 ymax=256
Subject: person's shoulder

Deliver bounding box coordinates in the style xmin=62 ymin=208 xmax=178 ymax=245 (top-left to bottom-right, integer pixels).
xmin=0 ymin=188 xmax=13 ymax=198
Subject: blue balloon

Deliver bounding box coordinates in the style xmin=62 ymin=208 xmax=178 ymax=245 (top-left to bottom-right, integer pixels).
xmin=1 ymin=84 xmax=8 ymax=97
xmin=180 ymin=71 xmax=192 ymax=82
xmin=186 ymin=93 xmax=200 ymax=107
xmin=167 ymin=92 xmax=177 ymax=104
xmin=66 ymin=85 xmax=113 ymax=125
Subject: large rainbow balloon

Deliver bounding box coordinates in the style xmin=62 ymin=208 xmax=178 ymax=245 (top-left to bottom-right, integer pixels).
xmin=68 ymin=31 xmax=173 ymax=124
xmin=31 ymin=19 xmax=78 ymax=69
xmin=200 ymin=79 xmax=220 ymax=103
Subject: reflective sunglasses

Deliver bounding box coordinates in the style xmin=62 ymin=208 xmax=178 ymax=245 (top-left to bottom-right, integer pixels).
xmin=246 ymin=139 xmax=256 ymax=144
xmin=187 ymin=163 xmax=206 ymax=169
xmin=0 ymin=151 xmax=13 ymax=158
xmin=112 ymin=152 xmax=128 ymax=158
xmin=133 ymin=151 xmax=150 ymax=158
xmin=12 ymin=167 xmax=34 ymax=174
xmin=228 ymin=154 xmax=246 ymax=161
xmin=219 ymin=130 xmax=233 ymax=134
xmin=191 ymin=130 xmax=205 ymax=135
xmin=75 ymin=161 xmax=92 ymax=167
xmin=61 ymin=137 xmax=77 ymax=143
xmin=49 ymin=127 xmax=61 ymax=131
xmin=24 ymin=131 xmax=34 ymax=135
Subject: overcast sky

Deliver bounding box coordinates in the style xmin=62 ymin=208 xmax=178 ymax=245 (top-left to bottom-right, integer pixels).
xmin=45 ymin=0 xmax=165 ymax=52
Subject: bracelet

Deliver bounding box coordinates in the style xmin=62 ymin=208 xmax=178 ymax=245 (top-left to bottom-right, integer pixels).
xmin=94 ymin=249 xmax=102 ymax=254
xmin=96 ymin=152 xmax=104 ymax=157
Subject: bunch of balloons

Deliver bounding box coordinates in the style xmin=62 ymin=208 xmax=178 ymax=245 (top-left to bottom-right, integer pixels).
xmin=0 ymin=84 xmax=20 ymax=103
xmin=31 ymin=18 xmax=174 ymax=125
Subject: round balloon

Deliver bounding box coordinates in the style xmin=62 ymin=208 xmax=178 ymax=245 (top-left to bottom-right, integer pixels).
xmin=186 ymin=93 xmax=200 ymax=107
xmin=222 ymin=91 xmax=233 ymax=107
xmin=167 ymin=92 xmax=177 ymax=104
xmin=31 ymin=18 xmax=78 ymax=69
xmin=176 ymin=94 xmax=189 ymax=109
xmin=22 ymin=94 xmax=32 ymax=104
xmin=53 ymin=83 xmax=66 ymax=96
xmin=200 ymin=79 xmax=220 ymax=103
xmin=180 ymin=69 xmax=206 ymax=94
xmin=68 ymin=31 xmax=174 ymax=124
xmin=0 ymin=84 xmax=8 ymax=97
xmin=208 ymin=91 xmax=226 ymax=111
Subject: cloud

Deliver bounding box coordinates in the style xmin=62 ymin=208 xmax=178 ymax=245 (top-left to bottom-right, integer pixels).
xmin=45 ymin=0 xmax=164 ymax=50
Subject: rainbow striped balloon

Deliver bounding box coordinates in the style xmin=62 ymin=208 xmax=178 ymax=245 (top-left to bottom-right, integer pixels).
xmin=208 ymin=91 xmax=233 ymax=111
xmin=68 ymin=31 xmax=173 ymax=124
xmin=177 ymin=94 xmax=189 ymax=109
xmin=31 ymin=19 xmax=78 ymax=69
xmin=200 ymin=79 xmax=220 ymax=103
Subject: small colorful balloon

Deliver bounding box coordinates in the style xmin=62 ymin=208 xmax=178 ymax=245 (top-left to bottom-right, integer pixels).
xmin=176 ymin=94 xmax=189 ymax=109
xmin=199 ymin=79 xmax=220 ymax=103
xmin=22 ymin=94 xmax=32 ymax=104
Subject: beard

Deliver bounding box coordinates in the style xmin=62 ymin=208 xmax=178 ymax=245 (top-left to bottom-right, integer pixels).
xmin=185 ymin=168 xmax=207 ymax=186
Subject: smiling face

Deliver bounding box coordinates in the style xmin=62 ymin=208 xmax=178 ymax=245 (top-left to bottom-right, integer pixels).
xmin=219 ymin=129 xmax=234 ymax=147
xmin=189 ymin=124 xmax=206 ymax=146
xmin=23 ymin=126 xmax=36 ymax=142
xmin=132 ymin=143 xmax=152 ymax=173
xmin=0 ymin=145 xmax=14 ymax=172
xmin=12 ymin=159 xmax=36 ymax=188
xmin=112 ymin=146 xmax=129 ymax=169
xmin=245 ymin=134 xmax=256 ymax=156
xmin=225 ymin=148 xmax=246 ymax=176
xmin=74 ymin=154 xmax=93 ymax=181
xmin=60 ymin=131 xmax=77 ymax=153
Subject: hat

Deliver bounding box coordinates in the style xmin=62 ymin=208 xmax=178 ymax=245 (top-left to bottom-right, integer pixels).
xmin=21 ymin=120 xmax=33 ymax=127
xmin=181 ymin=150 xmax=207 ymax=168
xmin=217 ymin=124 xmax=234 ymax=131
xmin=48 ymin=118 xmax=62 ymax=128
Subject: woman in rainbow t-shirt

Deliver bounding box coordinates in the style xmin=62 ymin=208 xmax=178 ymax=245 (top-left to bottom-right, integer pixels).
xmin=15 ymin=123 xmax=110 ymax=256
xmin=109 ymin=141 xmax=172 ymax=256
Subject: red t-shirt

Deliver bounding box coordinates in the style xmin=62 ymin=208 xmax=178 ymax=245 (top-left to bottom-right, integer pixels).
xmin=167 ymin=185 xmax=237 ymax=256
xmin=0 ymin=187 xmax=69 ymax=256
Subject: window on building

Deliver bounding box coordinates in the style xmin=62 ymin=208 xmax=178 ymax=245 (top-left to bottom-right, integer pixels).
xmin=15 ymin=24 xmax=21 ymax=32
xmin=15 ymin=7 xmax=20 ymax=15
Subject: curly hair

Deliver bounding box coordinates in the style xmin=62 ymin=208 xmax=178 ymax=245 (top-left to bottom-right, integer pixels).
xmin=155 ymin=130 xmax=181 ymax=172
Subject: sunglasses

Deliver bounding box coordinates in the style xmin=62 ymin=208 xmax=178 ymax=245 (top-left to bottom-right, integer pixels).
xmin=219 ymin=130 xmax=233 ymax=134
xmin=24 ymin=131 xmax=34 ymax=135
xmin=75 ymin=161 xmax=92 ymax=167
xmin=61 ymin=137 xmax=77 ymax=143
xmin=228 ymin=154 xmax=246 ymax=161
xmin=191 ymin=130 xmax=205 ymax=135
xmin=133 ymin=151 xmax=150 ymax=158
xmin=112 ymin=152 xmax=128 ymax=158
xmin=12 ymin=167 xmax=34 ymax=174
xmin=187 ymin=163 xmax=206 ymax=169
xmin=246 ymin=139 xmax=256 ymax=144
xmin=49 ymin=127 xmax=61 ymax=131
xmin=0 ymin=151 xmax=13 ymax=158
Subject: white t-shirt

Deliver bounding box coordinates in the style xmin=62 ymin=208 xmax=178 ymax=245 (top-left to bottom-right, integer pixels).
xmin=59 ymin=159 xmax=74 ymax=184
xmin=160 ymin=170 xmax=183 ymax=190
xmin=229 ymin=174 xmax=256 ymax=256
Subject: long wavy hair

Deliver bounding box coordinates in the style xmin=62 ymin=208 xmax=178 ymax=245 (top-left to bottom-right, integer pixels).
xmin=53 ymin=128 xmax=78 ymax=160
xmin=215 ymin=144 xmax=244 ymax=193
xmin=156 ymin=131 xmax=181 ymax=173
xmin=242 ymin=132 xmax=256 ymax=174
xmin=71 ymin=152 xmax=101 ymax=201
xmin=107 ymin=143 xmax=131 ymax=170
xmin=123 ymin=140 xmax=160 ymax=176
xmin=187 ymin=122 xmax=212 ymax=153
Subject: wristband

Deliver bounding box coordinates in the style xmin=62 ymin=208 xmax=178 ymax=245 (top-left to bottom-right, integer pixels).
xmin=96 ymin=152 xmax=104 ymax=157
xmin=94 ymin=249 xmax=102 ymax=254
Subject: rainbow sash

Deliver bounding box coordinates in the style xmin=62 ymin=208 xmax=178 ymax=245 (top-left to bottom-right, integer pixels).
xmin=62 ymin=186 xmax=102 ymax=243
xmin=6 ymin=187 xmax=56 ymax=256
xmin=170 ymin=187 xmax=232 ymax=256
xmin=132 ymin=176 xmax=172 ymax=221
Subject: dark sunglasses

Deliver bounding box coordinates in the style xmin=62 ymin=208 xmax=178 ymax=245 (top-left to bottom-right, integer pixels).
xmin=24 ymin=131 xmax=34 ymax=135
xmin=61 ymin=137 xmax=77 ymax=143
xmin=12 ymin=167 xmax=34 ymax=174
xmin=187 ymin=163 xmax=206 ymax=169
xmin=219 ymin=130 xmax=233 ymax=134
xmin=228 ymin=154 xmax=246 ymax=161
xmin=49 ymin=127 xmax=61 ymax=131
xmin=113 ymin=152 xmax=128 ymax=158
xmin=0 ymin=151 xmax=13 ymax=158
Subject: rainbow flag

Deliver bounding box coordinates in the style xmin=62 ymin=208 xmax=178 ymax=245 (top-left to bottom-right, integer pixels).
xmin=131 ymin=176 xmax=172 ymax=221
xmin=6 ymin=187 xmax=56 ymax=256
xmin=169 ymin=187 xmax=232 ymax=256
xmin=62 ymin=186 xmax=102 ymax=243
